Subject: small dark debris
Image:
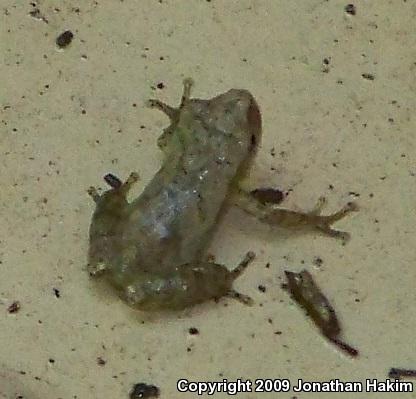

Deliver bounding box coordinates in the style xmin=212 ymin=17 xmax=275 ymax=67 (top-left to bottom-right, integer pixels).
xmin=29 ymin=8 xmax=49 ymax=23
xmin=250 ymin=188 xmax=284 ymax=205
xmin=56 ymin=30 xmax=74 ymax=48
xmin=313 ymin=257 xmax=323 ymax=267
xmin=156 ymin=82 xmax=165 ymax=89
xmin=265 ymin=263 xmax=270 ymax=269
xmin=388 ymin=368 xmax=416 ymax=379
xmin=284 ymin=270 xmax=358 ymax=357
xmin=48 ymin=358 xmax=55 ymax=364
xmin=188 ymin=327 xmax=199 ymax=335
xmin=129 ymin=383 xmax=160 ymax=399
xmin=53 ymin=288 xmax=61 ymax=298
xmin=97 ymin=356 xmax=106 ymax=366
xmin=322 ymin=58 xmax=330 ymax=73
xmin=258 ymin=285 xmax=266 ymax=293
xmin=344 ymin=4 xmax=356 ymax=15
xmin=362 ymin=73 xmax=375 ymax=81
xmin=7 ymin=301 xmax=21 ymax=313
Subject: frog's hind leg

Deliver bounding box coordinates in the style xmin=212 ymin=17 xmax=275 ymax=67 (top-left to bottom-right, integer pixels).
xmin=87 ymin=172 xmax=139 ymax=277
xmin=88 ymin=172 xmax=139 ymax=203
xmin=232 ymin=189 xmax=358 ymax=242
xmin=226 ymin=251 xmax=256 ymax=305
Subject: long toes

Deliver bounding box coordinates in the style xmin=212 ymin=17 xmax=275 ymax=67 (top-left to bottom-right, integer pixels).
xmin=87 ymin=187 xmax=100 ymax=201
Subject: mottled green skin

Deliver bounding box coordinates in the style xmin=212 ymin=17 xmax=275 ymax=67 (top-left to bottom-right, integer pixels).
xmin=88 ymin=80 xmax=261 ymax=310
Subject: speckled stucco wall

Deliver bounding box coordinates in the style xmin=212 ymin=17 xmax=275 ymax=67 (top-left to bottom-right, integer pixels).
xmin=1 ymin=1 xmax=416 ymax=398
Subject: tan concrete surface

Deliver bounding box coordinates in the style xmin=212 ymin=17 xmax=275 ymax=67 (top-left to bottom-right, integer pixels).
xmin=1 ymin=1 xmax=416 ymax=398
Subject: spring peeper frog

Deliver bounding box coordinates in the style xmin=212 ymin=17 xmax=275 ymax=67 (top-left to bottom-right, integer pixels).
xmin=87 ymin=79 xmax=357 ymax=311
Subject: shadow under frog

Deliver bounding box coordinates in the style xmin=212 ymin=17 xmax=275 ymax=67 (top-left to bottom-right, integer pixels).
xmin=87 ymin=79 xmax=357 ymax=311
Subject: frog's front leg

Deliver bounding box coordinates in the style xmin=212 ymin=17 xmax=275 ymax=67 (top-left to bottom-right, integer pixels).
xmin=231 ymin=188 xmax=358 ymax=242
xmin=122 ymin=252 xmax=255 ymax=310
xmin=147 ymin=78 xmax=194 ymax=149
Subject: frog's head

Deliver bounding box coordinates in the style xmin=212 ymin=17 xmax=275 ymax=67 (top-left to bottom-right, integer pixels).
xmin=205 ymin=89 xmax=262 ymax=153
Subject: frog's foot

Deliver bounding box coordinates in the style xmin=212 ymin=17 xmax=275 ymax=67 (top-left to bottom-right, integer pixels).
xmin=87 ymin=186 xmax=101 ymax=203
xmin=104 ymin=172 xmax=139 ymax=194
xmin=88 ymin=172 xmax=139 ymax=210
xmin=230 ymin=251 xmax=256 ymax=278
xmin=226 ymin=251 xmax=255 ymax=306
xmin=309 ymin=198 xmax=359 ymax=241
xmin=232 ymin=189 xmax=358 ymax=242
xmin=88 ymin=172 xmax=139 ymax=199
xmin=147 ymin=99 xmax=178 ymax=119
xmin=147 ymin=78 xmax=194 ymax=120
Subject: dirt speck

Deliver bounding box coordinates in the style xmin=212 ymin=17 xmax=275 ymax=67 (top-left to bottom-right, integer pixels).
xmin=344 ymin=4 xmax=356 ymax=15
xmin=362 ymin=73 xmax=375 ymax=81
xmin=56 ymin=30 xmax=74 ymax=48
xmin=7 ymin=301 xmax=21 ymax=314
xmin=97 ymin=356 xmax=106 ymax=366
xmin=129 ymin=383 xmax=160 ymax=399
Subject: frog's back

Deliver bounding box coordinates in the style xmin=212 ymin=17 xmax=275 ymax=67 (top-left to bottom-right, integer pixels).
xmin=113 ymin=87 xmax=262 ymax=283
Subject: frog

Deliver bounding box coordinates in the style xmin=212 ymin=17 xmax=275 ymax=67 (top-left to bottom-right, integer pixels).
xmin=87 ymin=78 xmax=357 ymax=311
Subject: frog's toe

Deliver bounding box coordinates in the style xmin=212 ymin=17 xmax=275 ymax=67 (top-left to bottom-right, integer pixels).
xmin=124 ymin=172 xmax=140 ymax=188
xmin=226 ymin=289 xmax=254 ymax=306
xmin=87 ymin=186 xmax=101 ymax=202
xmin=147 ymin=99 xmax=177 ymax=119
